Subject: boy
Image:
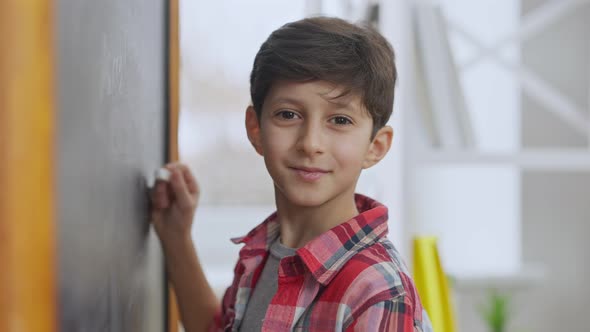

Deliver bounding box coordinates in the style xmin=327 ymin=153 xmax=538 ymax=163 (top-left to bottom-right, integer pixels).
xmin=151 ymin=17 xmax=433 ymax=331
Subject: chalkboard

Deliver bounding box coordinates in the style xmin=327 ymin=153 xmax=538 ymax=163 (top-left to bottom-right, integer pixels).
xmin=56 ymin=1 xmax=168 ymax=331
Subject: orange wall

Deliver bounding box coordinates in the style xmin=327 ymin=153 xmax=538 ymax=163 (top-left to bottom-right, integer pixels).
xmin=0 ymin=1 xmax=58 ymax=331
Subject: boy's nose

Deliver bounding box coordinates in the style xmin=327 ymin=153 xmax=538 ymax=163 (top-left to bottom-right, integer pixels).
xmin=296 ymin=122 xmax=325 ymax=156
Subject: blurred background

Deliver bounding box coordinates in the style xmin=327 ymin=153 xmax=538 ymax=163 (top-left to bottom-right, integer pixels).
xmin=179 ymin=0 xmax=590 ymax=331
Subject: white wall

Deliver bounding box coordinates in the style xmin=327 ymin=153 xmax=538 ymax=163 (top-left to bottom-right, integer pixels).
xmin=516 ymin=1 xmax=590 ymax=331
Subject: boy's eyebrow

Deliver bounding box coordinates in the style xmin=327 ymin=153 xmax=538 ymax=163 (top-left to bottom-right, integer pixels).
xmin=325 ymin=98 xmax=358 ymax=112
xmin=270 ymin=96 xmax=360 ymax=114
xmin=269 ymin=97 xmax=304 ymax=107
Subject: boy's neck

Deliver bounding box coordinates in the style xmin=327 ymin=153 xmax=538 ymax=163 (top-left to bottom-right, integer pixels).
xmin=274 ymin=188 xmax=360 ymax=249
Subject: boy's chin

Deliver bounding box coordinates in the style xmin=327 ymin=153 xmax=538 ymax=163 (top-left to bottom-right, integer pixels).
xmin=278 ymin=188 xmax=339 ymax=208
xmin=286 ymin=196 xmax=326 ymax=208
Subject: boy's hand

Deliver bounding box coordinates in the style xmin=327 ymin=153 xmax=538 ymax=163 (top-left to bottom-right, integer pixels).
xmin=150 ymin=162 xmax=199 ymax=245
xmin=150 ymin=164 xmax=219 ymax=331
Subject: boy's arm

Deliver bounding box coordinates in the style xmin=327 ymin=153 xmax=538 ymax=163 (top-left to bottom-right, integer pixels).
xmin=162 ymin=235 xmax=220 ymax=332
xmin=150 ymin=163 xmax=221 ymax=332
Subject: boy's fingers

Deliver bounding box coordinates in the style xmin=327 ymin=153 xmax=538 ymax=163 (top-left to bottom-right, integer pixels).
xmin=177 ymin=163 xmax=199 ymax=196
xmin=157 ymin=181 xmax=170 ymax=208
xmin=150 ymin=181 xmax=170 ymax=209
xmin=168 ymin=167 xmax=193 ymax=209
xmin=150 ymin=208 xmax=162 ymax=227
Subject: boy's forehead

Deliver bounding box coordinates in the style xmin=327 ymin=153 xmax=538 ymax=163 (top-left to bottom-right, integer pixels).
xmin=265 ymin=80 xmax=366 ymax=113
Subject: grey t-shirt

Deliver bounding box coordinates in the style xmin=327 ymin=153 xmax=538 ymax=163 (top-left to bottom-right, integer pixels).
xmin=239 ymin=237 xmax=297 ymax=331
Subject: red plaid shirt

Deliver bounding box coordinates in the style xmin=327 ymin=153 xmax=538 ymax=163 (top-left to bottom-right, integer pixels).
xmin=210 ymin=194 xmax=433 ymax=331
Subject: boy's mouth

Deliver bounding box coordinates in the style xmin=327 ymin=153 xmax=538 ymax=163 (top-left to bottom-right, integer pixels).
xmin=289 ymin=166 xmax=330 ymax=182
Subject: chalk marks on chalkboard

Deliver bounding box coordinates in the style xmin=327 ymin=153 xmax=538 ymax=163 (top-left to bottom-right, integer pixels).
xmin=57 ymin=1 xmax=167 ymax=331
xmin=100 ymin=33 xmax=126 ymax=100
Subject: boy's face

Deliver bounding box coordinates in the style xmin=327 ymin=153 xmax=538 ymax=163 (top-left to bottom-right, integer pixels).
xmin=246 ymin=80 xmax=392 ymax=208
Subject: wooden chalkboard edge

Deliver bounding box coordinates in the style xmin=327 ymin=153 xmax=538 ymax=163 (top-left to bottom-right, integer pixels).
xmin=165 ymin=0 xmax=181 ymax=331
xmin=167 ymin=0 xmax=180 ymax=163
xmin=0 ymin=0 xmax=59 ymax=331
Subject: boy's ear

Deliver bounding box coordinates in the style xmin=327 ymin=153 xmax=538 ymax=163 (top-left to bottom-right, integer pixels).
xmin=362 ymin=125 xmax=393 ymax=169
xmin=245 ymin=106 xmax=264 ymax=156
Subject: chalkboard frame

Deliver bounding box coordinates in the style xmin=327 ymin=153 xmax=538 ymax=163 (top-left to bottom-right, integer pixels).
xmin=165 ymin=0 xmax=181 ymax=331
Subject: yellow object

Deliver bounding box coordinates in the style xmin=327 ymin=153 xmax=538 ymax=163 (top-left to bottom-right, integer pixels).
xmin=0 ymin=1 xmax=58 ymax=331
xmin=413 ymin=236 xmax=456 ymax=332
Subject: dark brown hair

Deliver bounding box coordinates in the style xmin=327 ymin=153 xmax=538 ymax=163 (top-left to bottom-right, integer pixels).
xmin=249 ymin=16 xmax=397 ymax=137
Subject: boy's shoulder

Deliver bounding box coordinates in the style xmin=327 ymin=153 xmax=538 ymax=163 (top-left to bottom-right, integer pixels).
xmin=320 ymin=238 xmax=421 ymax=312
xmin=337 ymin=238 xmax=413 ymax=290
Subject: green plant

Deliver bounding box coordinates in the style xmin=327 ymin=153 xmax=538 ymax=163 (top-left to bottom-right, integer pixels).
xmin=477 ymin=289 xmax=511 ymax=332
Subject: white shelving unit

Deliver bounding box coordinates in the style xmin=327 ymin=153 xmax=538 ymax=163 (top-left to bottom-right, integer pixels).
xmin=381 ymin=0 xmax=590 ymax=292
xmin=381 ymin=1 xmax=590 ymax=330
xmin=413 ymin=148 xmax=590 ymax=171
xmin=451 ymin=264 xmax=546 ymax=292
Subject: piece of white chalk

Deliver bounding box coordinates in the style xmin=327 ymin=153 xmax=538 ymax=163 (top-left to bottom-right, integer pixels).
xmin=146 ymin=168 xmax=172 ymax=189
xmin=155 ymin=168 xmax=171 ymax=182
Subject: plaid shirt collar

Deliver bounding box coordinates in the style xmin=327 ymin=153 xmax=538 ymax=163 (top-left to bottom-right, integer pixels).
xmin=231 ymin=193 xmax=389 ymax=285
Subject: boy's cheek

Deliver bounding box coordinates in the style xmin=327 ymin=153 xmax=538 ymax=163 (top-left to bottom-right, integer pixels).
xmin=262 ymin=133 xmax=291 ymax=153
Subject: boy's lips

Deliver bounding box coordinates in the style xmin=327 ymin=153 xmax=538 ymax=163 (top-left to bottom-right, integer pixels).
xmin=291 ymin=166 xmax=330 ymax=173
xmin=289 ymin=166 xmax=330 ymax=182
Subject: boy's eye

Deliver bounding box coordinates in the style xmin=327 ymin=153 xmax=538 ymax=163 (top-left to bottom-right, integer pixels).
xmin=277 ymin=110 xmax=299 ymax=120
xmin=331 ymin=116 xmax=353 ymax=125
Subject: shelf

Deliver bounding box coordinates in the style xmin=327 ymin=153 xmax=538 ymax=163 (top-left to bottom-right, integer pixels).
xmin=412 ymin=148 xmax=590 ymax=171
xmin=449 ymin=265 xmax=546 ymax=292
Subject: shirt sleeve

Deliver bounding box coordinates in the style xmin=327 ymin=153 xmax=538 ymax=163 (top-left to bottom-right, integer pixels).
xmin=345 ymin=298 xmax=417 ymax=332
xmin=207 ymin=308 xmax=223 ymax=332
xmin=207 ymin=285 xmax=232 ymax=332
